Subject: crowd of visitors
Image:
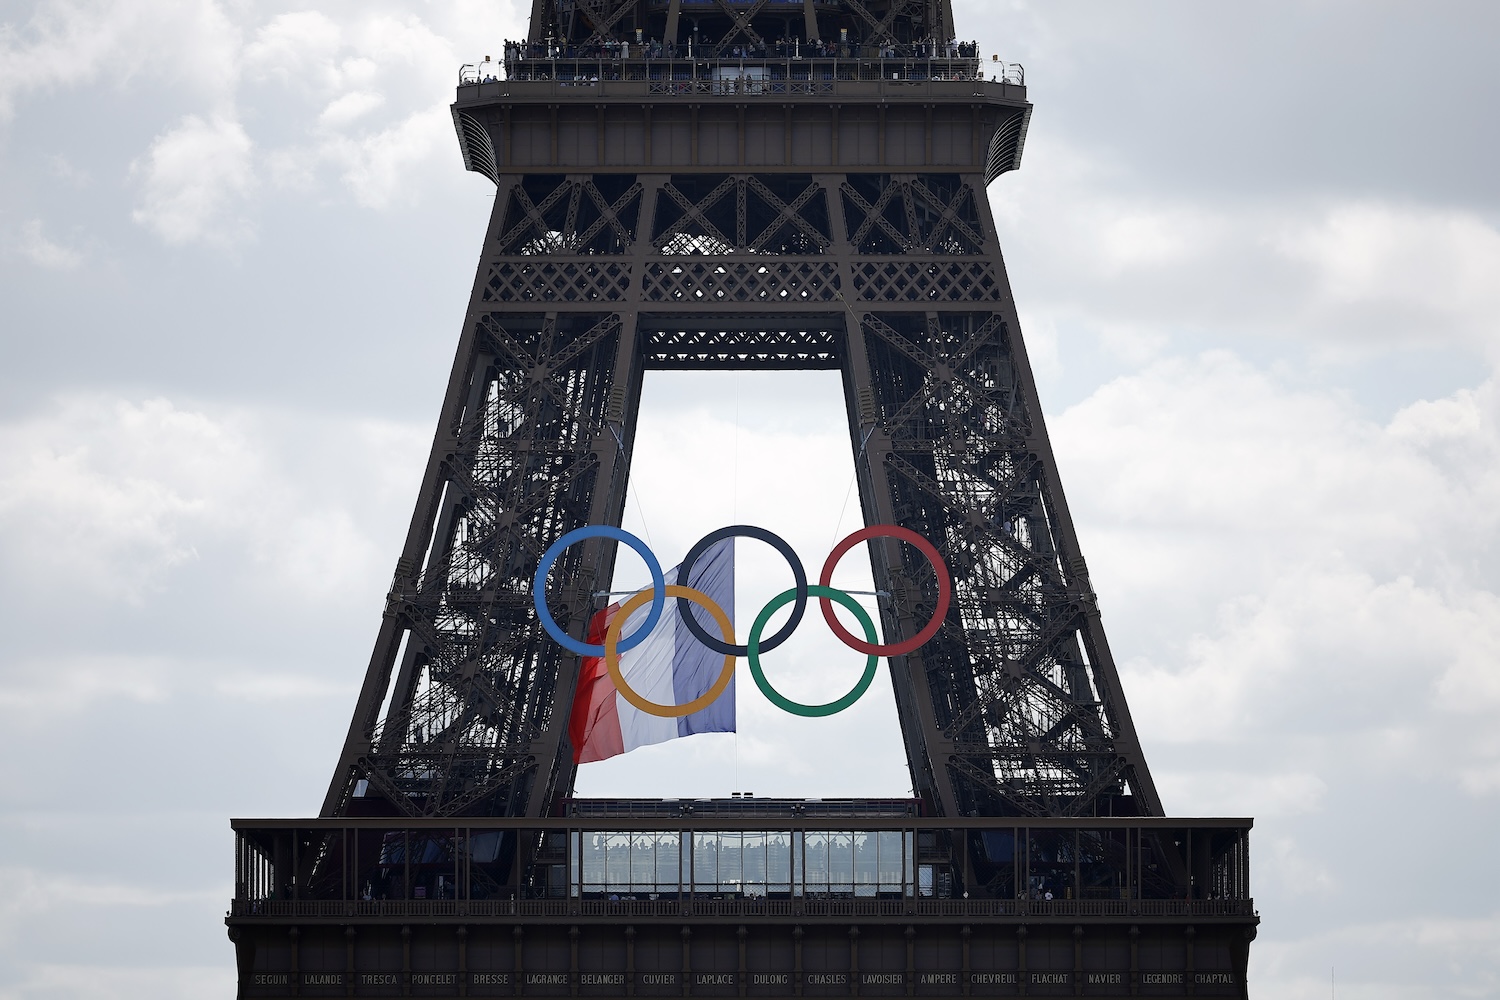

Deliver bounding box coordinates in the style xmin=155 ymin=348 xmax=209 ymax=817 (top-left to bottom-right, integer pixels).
xmin=492 ymin=34 xmax=982 ymax=68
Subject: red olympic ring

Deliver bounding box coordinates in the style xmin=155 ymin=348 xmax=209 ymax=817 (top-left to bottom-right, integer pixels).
xmin=818 ymin=525 xmax=951 ymax=656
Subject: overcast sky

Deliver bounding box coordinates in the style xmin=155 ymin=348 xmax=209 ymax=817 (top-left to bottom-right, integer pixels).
xmin=2 ymin=1 xmax=1499 ymax=998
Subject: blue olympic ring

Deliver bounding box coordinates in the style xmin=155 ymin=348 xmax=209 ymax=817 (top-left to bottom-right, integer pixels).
xmin=533 ymin=525 xmax=666 ymax=657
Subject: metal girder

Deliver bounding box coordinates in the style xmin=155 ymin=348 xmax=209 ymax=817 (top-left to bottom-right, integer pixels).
xmin=323 ymin=151 xmax=1162 ymax=825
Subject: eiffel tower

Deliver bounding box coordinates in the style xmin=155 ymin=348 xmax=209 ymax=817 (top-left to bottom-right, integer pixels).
xmin=228 ymin=2 xmax=1258 ymax=996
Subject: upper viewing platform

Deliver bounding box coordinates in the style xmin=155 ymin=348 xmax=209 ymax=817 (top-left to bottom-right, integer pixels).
xmin=449 ymin=1 xmax=1032 ymax=184
xmin=463 ymin=0 xmax=1024 ymax=99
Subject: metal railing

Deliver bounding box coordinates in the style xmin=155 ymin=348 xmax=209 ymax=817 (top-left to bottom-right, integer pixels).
xmin=231 ymin=896 xmax=1255 ymax=920
xmin=458 ymin=56 xmax=1024 ymax=90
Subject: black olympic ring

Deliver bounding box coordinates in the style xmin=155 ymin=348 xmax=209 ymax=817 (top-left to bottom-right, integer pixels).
xmin=675 ymin=524 xmax=807 ymax=657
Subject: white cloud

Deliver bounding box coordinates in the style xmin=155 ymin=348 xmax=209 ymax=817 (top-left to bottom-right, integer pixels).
xmin=1052 ymin=353 xmax=1500 ymax=811
xmin=0 ymin=656 xmax=173 ymax=716
xmin=130 ymin=115 xmax=255 ymax=245
xmin=325 ymin=105 xmax=455 ymax=208
xmin=0 ymin=0 xmax=240 ymax=119
xmin=318 ymin=89 xmax=383 ymax=126
xmin=1274 ymin=202 xmax=1500 ymax=355
xmin=213 ymin=673 xmax=357 ymax=701
xmin=241 ymin=10 xmax=344 ymax=90
xmin=991 ymin=136 xmax=1500 ymax=360
xmin=0 ymin=396 xmax=422 ymax=604
xmin=16 ymin=220 xmax=81 ymax=269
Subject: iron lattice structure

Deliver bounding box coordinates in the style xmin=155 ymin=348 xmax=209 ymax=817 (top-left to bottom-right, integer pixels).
xmin=319 ymin=0 xmax=1162 ymax=828
xmin=229 ymin=5 xmax=1258 ymax=996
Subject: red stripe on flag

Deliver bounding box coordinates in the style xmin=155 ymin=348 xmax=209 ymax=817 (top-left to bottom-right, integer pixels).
xmin=567 ymin=602 xmax=626 ymax=764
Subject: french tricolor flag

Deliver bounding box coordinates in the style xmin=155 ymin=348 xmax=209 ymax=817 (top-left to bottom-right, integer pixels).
xmin=568 ymin=538 xmax=735 ymax=764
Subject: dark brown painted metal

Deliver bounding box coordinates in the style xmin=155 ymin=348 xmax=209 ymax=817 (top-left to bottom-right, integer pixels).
xmin=238 ymin=3 xmax=1256 ymax=995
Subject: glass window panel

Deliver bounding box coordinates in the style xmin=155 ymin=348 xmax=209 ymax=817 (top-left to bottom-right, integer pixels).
xmin=582 ymin=833 xmax=606 ymax=890
xmin=854 ymin=833 xmax=878 ymax=893
xmin=655 ymin=832 xmax=680 ymax=890
xmin=630 ymin=834 xmax=655 ymax=890
xmin=742 ymin=831 xmax=768 ymax=895
xmin=605 ymin=832 xmax=631 ymax=891
xmin=829 ymin=832 xmax=854 ymax=890
xmin=719 ymin=831 xmax=742 ymax=892
xmin=768 ymin=832 xmax=791 ymax=892
xmin=804 ymin=833 xmax=828 ymax=892
xmin=693 ymin=832 xmax=718 ymax=889
xmin=878 ymin=831 xmax=904 ymax=890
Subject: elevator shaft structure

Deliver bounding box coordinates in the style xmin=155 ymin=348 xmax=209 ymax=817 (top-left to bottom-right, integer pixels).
xmin=228 ymin=3 xmax=1257 ymax=995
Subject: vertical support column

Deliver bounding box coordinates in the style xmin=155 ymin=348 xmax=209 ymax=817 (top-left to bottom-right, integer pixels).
xmin=401 ymin=926 xmax=411 ymax=997
xmin=1184 ymin=927 xmax=1196 ymax=996
xmin=960 ymin=926 xmax=971 ymax=997
xmin=904 ymin=926 xmax=914 ymax=998
xmin=1129 ymin=925 xmax=1139 ymax=997
xmin=290 ymin=927 xmax=301 ymax=998
xmin=626 ymin=926 xmax=637 ymax=997
xmin=826 ymin=170 xmax=958 ymax=818
xmin=513 ymin=926 xmax=524 ymax=997
xmin=458 ymin=927 xmax=469 ymax=998
xmin=738 ymin=926 xmax=748 ymax=998
xmin=570 ymin=926 xmax=580 ymax=997
xmin=849 ymin=926 xmax=860 ymax=997
xmin=1016 ymin=927 xmax=1026 ymax=998
xmin=681 ymin=926 xmax=693 ymax=998
xmin=793 ymin=927 xmax=804 ymax=998
xmin=967 ymin=176 xmax=1165 ymax=817
xmin=345 ymin=927 xmax=356 ymax=998
xmin=1071 ymin=926 xmax=1083 ymax=997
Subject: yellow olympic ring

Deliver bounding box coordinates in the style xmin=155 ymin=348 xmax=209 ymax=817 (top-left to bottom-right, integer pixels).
xmin=604 ymin=584 xmax=736 ymax=719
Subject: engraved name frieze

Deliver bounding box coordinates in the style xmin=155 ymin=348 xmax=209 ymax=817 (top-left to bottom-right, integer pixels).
xmin=581 ymin=974 xmax=627 ymax=986
xmin=525 ymin=973 xmax=571 ymax=985
xmin=1195 ymin=972 xmax=1235 ymax=985
xmin=805 ymin=973 xmax=847 ymax=985
xmin=919 ymin=972 xmax=958 ymax=984
xmin=639 ymin=973 xmax=677 ymax=985
xmin=1141 ymin=972 xmax=1185 ymax=985
xmin=696 ymin=973 xmax=736 ymax=985
xmin=1086 ymin=972 xmax=1124 ymax=985
xmin=252 ymin=974 xmax=289 ymax=986
xmin=470 ymin=973 xmax=512 ymax=985
xmin=1029 ymin=972 xmax=1069 ymax=985
xmin=751 ymin=973 xmax=791 ymax=985
xmin=358 ymin=973 xmax=399 ymax=985
xmin=411 ymin=973 xmax=456 ymax=986
xmin=970 ymin=972 xmax=1018 ymax=985
xmin=302 ymin=973 xmax=343 ymax=986
xmin=861 ymin=972 xmax=904 ymax=985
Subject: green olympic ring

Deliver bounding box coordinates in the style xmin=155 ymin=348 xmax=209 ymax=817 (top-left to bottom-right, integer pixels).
xmin=747 ymin=585 xmax=880 ymax=718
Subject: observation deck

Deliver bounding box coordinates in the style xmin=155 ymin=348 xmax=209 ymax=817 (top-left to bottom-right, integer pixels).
xmin=229 ymin=803 xmax=1254 ymax=996
xmin=452 ymin=53 xmax=1030 ymax=183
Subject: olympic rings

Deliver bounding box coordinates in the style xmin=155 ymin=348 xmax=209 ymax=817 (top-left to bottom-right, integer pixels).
xmin=676 ymin=525 xmax=806 ymax=657
xmin=534 ymin=525 xmax=665 ymax=657
xmin=747 ymin=585 xmax=879 ymax=718
xmin=818 ymin=525 xmax=951 ymax=657
xmin=535 ymin=522 xmax=952 ymax=719
xmin=606 ymin=585 xmax=737 ymax=718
